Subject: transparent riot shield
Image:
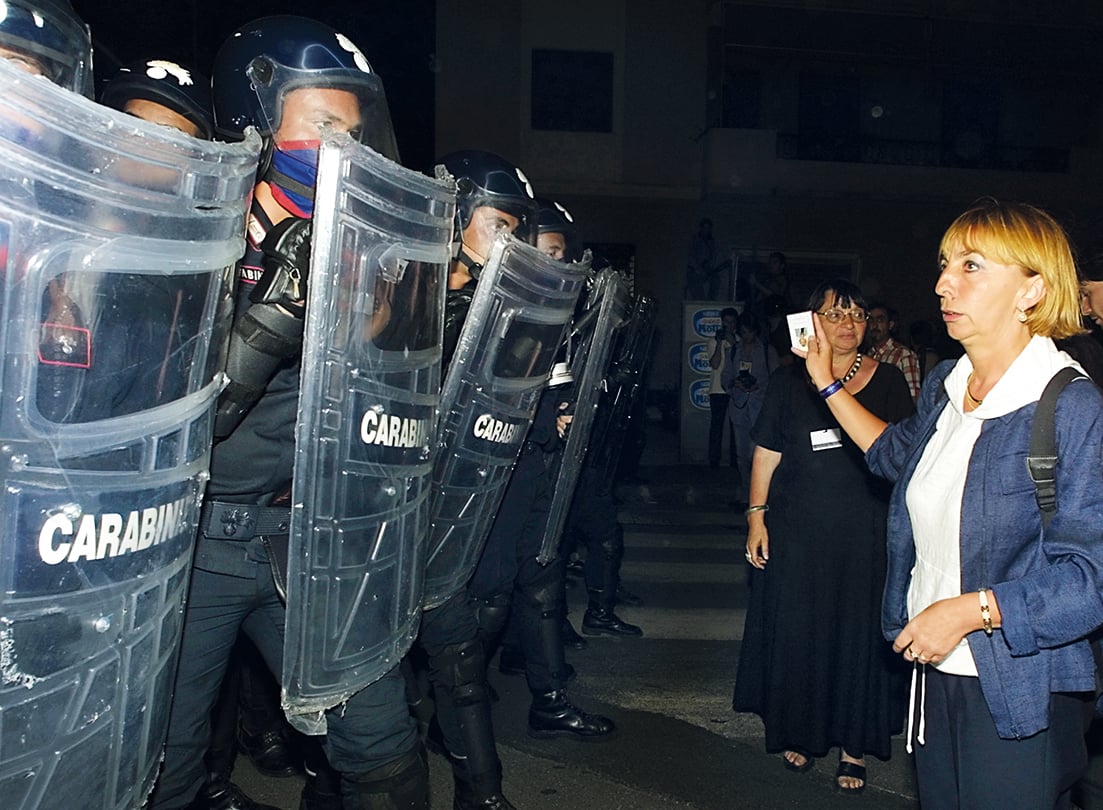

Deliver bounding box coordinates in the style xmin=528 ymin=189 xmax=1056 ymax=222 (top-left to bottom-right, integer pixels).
xmin=537 ymin=270 xmax=632 ymax=563
xmin=422 ymin=237 xmax=589 ymax=609
xmin=0 ymin=60 xmax=259 ymax=810
xmin=283 ymin=135 xmax=453 ymax=731
xmin=588 ymin=295 xmax=657 ymax=486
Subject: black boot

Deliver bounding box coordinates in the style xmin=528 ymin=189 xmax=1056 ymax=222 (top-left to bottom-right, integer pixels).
xmin=582 ymin=589 xmax=643 ymax=637
xmin=561 ymin=616 xmax=588 ymax=650
xmin=452 ymin=774 xmax=518 ymax=810
xmin=238 ymin=727 xmax=302 ymax=778
xmin=527 ymin=690 xmax=616 ymax=741
xmin=186 ymin=777 xmax=280 ymax=810
xmin=342 ymin=746 xmax=429 ymax=810
xmin=427 ymin=638 xmax=516 ymax=810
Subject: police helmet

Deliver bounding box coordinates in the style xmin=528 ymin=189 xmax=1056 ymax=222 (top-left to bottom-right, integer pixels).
xmin=212 ymin=15 xmax=398 ymax=158
xmin=536 ymin=197 xmax=582 ymax=262
xmin=439 ymin=150 xmax=539 ymax=245
xmin=101 ymin=59 xmax=213 ymax=139
xmin=0 ymin=0 xmax=92 ymax=96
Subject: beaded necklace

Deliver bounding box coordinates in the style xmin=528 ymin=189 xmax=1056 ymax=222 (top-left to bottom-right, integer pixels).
xmin=838 ymin=352 xmax=863 ymax=384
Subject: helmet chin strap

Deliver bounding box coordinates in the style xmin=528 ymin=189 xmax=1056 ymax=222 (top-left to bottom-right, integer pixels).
xmin=456 ymin=245 xmax=484 ymax=279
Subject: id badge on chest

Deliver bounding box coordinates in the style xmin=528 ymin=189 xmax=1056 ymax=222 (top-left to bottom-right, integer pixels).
xmin=810 ymin=428 xmax=842 ymax=451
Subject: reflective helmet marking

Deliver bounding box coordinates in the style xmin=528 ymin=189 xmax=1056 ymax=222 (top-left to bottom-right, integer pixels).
xmin=334 ymin=32 xmax=372 ymax=74
xmin=514 ymin=167 xmax=534 ymax=199
xmin=145 ymin=60 xmax=193 ymax=86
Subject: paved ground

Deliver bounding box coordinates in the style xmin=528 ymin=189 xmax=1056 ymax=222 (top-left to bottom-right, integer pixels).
xmin=229 ymin=423 xmax=934 ymax=808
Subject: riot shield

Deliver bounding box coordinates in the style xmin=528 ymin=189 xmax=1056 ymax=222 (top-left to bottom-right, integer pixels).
xmin=282 ymin=134 xmax=453 ymax=732
xmin=588 ymin=295 xmax=657 ymax=486
xmin=537 ymin=269 xmax=632 ymax=563
xmin=422 ymin=236 xmax=589 ymax=608
xmin=0 ymin=59 xmax=259 ymax=810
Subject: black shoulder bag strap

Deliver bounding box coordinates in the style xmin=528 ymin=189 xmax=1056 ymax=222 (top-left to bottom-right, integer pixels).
xmin=1025 ymin=367 xmax=1103 ymax=713
xmin=1027 ymin=367 xmax=1083 ymax=521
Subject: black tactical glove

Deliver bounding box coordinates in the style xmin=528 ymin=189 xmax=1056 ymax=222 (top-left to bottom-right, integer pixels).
xmin=251 ymin=216 xmax=313 ymax=318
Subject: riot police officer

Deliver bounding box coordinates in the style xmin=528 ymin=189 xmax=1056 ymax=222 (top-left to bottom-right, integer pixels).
xmin=0 ymin=3 xmax=265 ymax=808
xmin=150 ymin=17 xmax=427 ymax=810
xmin=439 ymin=153 xmax=616 ymax=742
xmin=101 ymin=58 xmax=213 ymax=140
xmin=399 ymin=150 xmax=539 ymax=810
xmin=536 ymin=209 xmax=642 ymax=641
xmin=102 ymin=58 xmax=304 ymax=810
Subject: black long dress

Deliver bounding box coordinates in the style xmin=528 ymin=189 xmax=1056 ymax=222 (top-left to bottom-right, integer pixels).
xmin=732 ymin=360 xmax=914 ymax=760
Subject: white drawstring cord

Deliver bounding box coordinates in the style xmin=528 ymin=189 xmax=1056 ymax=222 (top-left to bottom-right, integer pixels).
xmin=918 ymin=664 xmax=927 ymax=746
xmin=906 ymin=662 xmax=917 ymax=753
xmin=905 ymin=660 xmax=928 ymax=754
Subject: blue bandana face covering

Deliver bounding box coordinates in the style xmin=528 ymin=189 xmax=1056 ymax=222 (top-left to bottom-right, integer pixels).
xmin=269 ymin=140 xmax=320 ymax=218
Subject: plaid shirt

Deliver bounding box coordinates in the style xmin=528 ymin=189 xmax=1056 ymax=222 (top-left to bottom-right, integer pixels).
xmin=869 ymin=336 xmax=921 ymax=402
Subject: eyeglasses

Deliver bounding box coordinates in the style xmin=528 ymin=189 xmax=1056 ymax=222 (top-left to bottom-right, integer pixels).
xmin=816 ymin=308 xmax=869 ymax=324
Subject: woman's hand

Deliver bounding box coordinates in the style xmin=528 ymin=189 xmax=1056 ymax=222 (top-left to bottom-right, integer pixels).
xmin=746 ymin=520 xmax=769 ymax=569
xmin=891 ymin=593 xmax=984 ymax=665
xmin=800 ymin=312 xmax=835 ymax=390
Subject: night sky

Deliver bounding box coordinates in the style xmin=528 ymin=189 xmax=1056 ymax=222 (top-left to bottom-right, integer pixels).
xmin=73 ymin=0 xmax=437 ymax=170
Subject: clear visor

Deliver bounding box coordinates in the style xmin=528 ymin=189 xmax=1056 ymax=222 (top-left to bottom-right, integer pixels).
xmin=247 ymin=57 xmax=399 ymax=162
xmin=0 ymin=1 xmax=92 ymax=96
xmin=464 ymin=189 xmax=538 ymax=245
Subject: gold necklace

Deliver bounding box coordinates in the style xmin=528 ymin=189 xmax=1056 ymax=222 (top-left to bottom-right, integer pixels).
xmin=966 ymin=372 xmax=984 ymax=406
xmin=838 ymin=353 xmax=863 ymax=384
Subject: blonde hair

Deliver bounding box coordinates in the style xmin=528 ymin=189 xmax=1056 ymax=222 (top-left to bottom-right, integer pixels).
xmin=939 ymin=198 xmax=1084 ymax=339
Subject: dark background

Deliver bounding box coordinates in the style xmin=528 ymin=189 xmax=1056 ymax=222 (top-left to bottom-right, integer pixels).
xmin=73 ymin=0 xmax=437 ymax=171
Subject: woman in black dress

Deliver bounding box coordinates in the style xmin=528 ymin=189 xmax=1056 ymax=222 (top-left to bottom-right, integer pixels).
xmin=733 ymin=279 xmax=913 ymax=792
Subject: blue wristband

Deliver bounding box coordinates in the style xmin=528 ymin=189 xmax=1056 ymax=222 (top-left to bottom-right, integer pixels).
xmin=819 ymin=379 xmax=844 ymax=399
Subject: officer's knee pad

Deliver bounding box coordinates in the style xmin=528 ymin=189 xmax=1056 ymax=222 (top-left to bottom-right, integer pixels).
xmin=432 ymin=639 xmax=485 ymax=693
xmin=520 ymin=564 xmax=562 ymax=612
xmin=470 ymin=592 xmax=511 ymax=637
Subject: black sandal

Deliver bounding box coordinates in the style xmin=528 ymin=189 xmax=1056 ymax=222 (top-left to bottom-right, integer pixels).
xmin=782 ymin=749 xmax=814 ymax=773
xmin=835 ymin=759 xmax=866 ymax=794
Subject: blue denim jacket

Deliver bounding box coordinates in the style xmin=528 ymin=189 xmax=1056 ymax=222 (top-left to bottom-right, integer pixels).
xmin=867 ymin=360 xmax=1103 ymax=739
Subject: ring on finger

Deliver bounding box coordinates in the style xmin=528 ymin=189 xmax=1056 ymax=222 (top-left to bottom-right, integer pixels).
xmin=745 ymin=551 xmax=754 ymax=562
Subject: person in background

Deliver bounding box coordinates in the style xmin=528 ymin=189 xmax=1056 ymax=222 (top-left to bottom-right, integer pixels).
xmin=804 ymin=199 xmax=1103 ymax=808
xmin=733 ymin=279 xmax=912 ymax=794
xmin=867 ymin=302 xmax=922 ymax=402
xmin=721 ymin=311 xmax=778 ymax=506
xmin=707 ymin=307 xmax=739 ymax=469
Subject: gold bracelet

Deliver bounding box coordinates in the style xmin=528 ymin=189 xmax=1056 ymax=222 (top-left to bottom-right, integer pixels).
xmin=978 ymin=589 xmax=993 ymax=636
xmin=744 ymin=504 xmax=769 ymax=517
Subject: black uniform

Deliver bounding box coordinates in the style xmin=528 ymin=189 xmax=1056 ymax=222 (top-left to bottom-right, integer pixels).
xmin=151 ymin=204 xmax=422 ymax=809
xmin=468 ymin=389 xmax=568 ymax=691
